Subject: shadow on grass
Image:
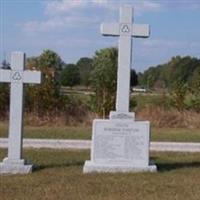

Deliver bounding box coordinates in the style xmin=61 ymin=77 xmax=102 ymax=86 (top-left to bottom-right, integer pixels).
xmin=33 ymin=160 xmax=200 ymax=173
xmin=33 ymin=160 xmax=85 ymax=172
xmin=157 ymin=162 xmax=200 ymax=172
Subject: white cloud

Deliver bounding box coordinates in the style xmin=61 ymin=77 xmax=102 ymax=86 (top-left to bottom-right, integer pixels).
xmin=44 ymin=0 xmax=111 ymax=15
xmin=44 ymin=0 xmax=162 ymax=15
xmin=45 ymin=0 xmax=85 ymax=15
xmin=21 ymin=0 xmax=162 ymax=33
xmin=134 ymin=1 xmax=162 ymax=14
xmin=21 ymin=0 xmax=200 ymax=34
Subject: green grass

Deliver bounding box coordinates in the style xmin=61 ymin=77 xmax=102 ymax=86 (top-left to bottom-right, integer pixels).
xmin=0 ymin=123 xmax=91 ymax=140
xmin=0 ymin=123 xmax=200 ymax=142
xmin=0 ymin=149 xmax=200 ymax=200
xmin=151 ymin=127 xmax=200 ymax=142
xmin=132 ymin=93 xmax=169 ymax=109
xmin=1 ymin=123 xmax=200 ymax=142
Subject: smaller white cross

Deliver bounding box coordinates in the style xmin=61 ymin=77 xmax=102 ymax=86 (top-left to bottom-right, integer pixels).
xmin=0 ymin=52 xmax=41 ymax=164
xmin=101 ymin=5 xmax=150 ymax=112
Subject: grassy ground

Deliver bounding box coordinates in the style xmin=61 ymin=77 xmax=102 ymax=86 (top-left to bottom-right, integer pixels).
xmin=151 ymin=127 xmax=200 ymax=142
xmin=132 ymin=93 xmax=167 ymax=109
xmin=0 ymin=122 xmax=200 ymax=142
xmin=0 ymin=123 xmax=91 ymax=140
xmin=0 ymin=149 xmax=200 ymax=200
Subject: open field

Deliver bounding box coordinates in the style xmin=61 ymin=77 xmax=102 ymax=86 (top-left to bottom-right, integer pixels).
xmin=0 ymin=122 xmax=200 ymax=142
xmin=151 ymin=128 xmax=200 ymax=142
xmin=0 ymin=149 xmax=200 ymax=200
xmin=0 ymin=123 xmax=91 ymax=140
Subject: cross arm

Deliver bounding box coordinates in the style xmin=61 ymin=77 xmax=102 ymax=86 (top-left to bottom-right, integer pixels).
xmin=101 ymin=23 xmax=119 ymax=36
xmin=132 ymin=24 xmax=150 ymax=38
xmin=23 ymin=71 xmax=41 ymax=84
xmin=0 ymin=69 xmax=11 ymax=83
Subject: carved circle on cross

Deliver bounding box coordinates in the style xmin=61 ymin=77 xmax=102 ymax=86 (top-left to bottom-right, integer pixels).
xmin=121 ymin=24 xmax=130 ymax=33
xmin=11 ymin=71 xmax=23 ymax=82
xmin=120 ymin=23 xmax=131 ymax=35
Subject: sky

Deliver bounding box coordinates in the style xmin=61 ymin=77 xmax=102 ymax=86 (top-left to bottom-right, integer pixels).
xmin=0 ymin=0 xmax=200 ymax=72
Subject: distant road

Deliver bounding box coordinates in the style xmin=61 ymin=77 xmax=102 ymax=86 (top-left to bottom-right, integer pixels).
xmin=0 ymin=138 xmax=200 ymax=152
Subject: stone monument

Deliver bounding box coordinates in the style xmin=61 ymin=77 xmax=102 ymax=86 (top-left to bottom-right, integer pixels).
xmin=83 ymin=5 xmax=157 ymax=173
xmin=0 ymin=52 xmax=41 ymax=174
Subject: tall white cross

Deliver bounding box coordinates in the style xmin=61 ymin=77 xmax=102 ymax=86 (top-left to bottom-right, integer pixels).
xmin=101 ymin=5 xmax=149 ymax=112
xmin=0 ymin=52 xmax=41 ymax=165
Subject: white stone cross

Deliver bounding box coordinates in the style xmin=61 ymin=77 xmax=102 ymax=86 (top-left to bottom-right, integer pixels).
xmin=0 ymin=52 xmax=41 ymax=174
xmin=101 ymin=5 xmax=149 ymax=112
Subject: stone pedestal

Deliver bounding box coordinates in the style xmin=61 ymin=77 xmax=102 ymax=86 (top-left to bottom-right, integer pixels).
xmin=83 ymin=116 xmax=157 ymax=173
xmin=84 ymin=161 xmax=156 ymax=173
xmin=0 ymin=158 xmax=32 ymax=174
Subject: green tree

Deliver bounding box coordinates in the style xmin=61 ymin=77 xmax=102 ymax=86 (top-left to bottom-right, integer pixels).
xmin=61 ymin=64 xmax=80 ymax=87
xmin=76 ymin=57 xmax=93 ymax=88
xmin=139 ymin=56 xmax=200 ymax=90
xmin=0 ymin=60 xmax=10 ymax=117
xmin=26 ymin=50 xmax=65 ymax=115
xmin=170 ymin=80 xmax=188 ymax=111
xmin=38 ymin=49 xmax=63 ymax=70
xmin=0 ymin=84 xmax=9 ymax=118
xmin=190 ymin=68 xmax=200 ymax=112
xmin=90 ymin=47 xmax=118 ymax=118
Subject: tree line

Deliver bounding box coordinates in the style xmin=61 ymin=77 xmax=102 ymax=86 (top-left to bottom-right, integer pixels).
xmin=139 ymin=55 xmax=200 ymax=90
xmin=0 ymin=48 xmax=137 ymax=118
xmin=139 ymin=56 xmax=200 ymax=112
xmin=1 ymin=49 xmax=200 ymax=119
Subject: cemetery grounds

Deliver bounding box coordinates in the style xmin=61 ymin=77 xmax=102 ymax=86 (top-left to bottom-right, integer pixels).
xmin=0 ymin=92 xmax=200 ymax=200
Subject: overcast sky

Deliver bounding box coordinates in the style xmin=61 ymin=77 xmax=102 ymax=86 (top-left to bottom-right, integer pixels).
xmin=1 ymin=0 xmax=200 ymax=72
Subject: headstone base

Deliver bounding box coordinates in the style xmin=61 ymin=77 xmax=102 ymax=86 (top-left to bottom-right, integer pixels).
xmin=83 ymin=161 xmax=157 ymax=173
xmin=83 ymin=118 xmax=157 ymax=174
xmin=0 ymin=157 xmax=32 ymax=174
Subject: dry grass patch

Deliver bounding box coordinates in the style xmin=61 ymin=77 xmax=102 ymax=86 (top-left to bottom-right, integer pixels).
xmin=137 ymin=106 xmax=200 ymax=128
xmin=24 ymin=112 xmax=95 ymax=127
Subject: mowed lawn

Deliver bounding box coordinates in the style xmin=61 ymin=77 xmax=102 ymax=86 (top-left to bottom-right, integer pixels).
xmin=0 ymin=149 xmax=200 ymax=200
xmin=0 ymin=122 xmax=200 ymax=142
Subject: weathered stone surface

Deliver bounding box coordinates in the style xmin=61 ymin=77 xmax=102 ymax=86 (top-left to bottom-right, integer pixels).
xmin=83 ymin=119 xmax=157 ymax=173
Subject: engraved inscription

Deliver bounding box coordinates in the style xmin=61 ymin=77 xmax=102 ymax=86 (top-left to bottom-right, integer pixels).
xmin=95 ymin=135 xmax=125 ymax=159
xmin=111 ymin=113 xmax=133 ymax=119
xmin=93 ymin=121 xmax=149 ymax=165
